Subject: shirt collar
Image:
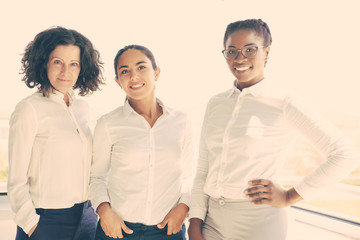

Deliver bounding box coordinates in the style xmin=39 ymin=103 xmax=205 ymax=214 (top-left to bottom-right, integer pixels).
xmin=123 ymin=98 xmax=169 ymax=117
xmin=228 ymin=79 xmax=267 ymax=98
xmin=49 ymin=89 xmax=76 ymax=106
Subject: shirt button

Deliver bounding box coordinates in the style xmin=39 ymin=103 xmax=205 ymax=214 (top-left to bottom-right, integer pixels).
xmin=219 ymin=199 xmax=225 ymax=206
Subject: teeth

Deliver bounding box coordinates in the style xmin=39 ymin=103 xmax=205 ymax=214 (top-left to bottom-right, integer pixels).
xmin=130 ymin=83 xmax=143 ymax=88
xmin=235 ymin=66 xmax=250 ymax=71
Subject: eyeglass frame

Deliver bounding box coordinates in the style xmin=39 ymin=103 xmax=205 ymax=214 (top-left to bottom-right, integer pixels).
xmin=222 ymin=45 xmax=265 ymax=60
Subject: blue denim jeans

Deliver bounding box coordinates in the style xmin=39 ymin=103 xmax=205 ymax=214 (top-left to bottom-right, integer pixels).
xmin=15 ymin=201 xmax=98 ymax=240
xmin=95 ymin=220 xmax=186 ymax=240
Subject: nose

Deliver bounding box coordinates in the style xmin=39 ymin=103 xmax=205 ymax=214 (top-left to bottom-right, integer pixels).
xmin=60 ymin=64 xmax=69 ymax=75
xmin=129 ymin=71 xmax=139 ymax=81
xmin=234 ymin=50 xmax=246 ymax=61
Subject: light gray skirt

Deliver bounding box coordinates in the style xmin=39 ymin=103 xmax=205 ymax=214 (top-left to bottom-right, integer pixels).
xmin=202 ymin=197 xmax=288 ymax=240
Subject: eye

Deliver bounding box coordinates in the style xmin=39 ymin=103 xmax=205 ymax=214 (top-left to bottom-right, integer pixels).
xmin=120 ymin=69 xmax=128 ymax=75
xmin=54 ymin=59 xmax=62 ymax=64
xmin=71 ymin=62 xmax=79 ymax=67
xmin=138 ymin=65 xmax=146 ymax=70
xmin=245 ymin=46 xmax=257 ymax=53
xmin=227 ymin=49 xmax=237 ymax=55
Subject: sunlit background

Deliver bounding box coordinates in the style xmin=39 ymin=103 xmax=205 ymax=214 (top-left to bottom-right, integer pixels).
xmin=0 ymin=0 xmax=359 ymax=235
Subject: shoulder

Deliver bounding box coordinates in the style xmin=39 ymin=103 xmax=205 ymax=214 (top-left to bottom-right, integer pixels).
xmin=10 ymin=93 xmax=42 ymax=123
xmin=97 ymin=106 xmax=124 ymax=124
xmin=166 ymin=106 xmax=188 ymax=119
xmin=73 ymin=98 xmax=90 ymax=109
xmin=207 ymin=89 xmax=232 ymax=104
xmin=12 ymin=92 xmax=43 ymax=113
xmin=204 ymin=89 xmax=233 ymax=112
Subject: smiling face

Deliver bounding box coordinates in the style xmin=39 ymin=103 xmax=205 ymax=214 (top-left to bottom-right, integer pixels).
xmin=47 ymin=44 xmax=81 ymax=95
xmin=115 ymin=49 xmax=160 ymax=102
xmin=224 ymin=30 xmax=270 ymax=89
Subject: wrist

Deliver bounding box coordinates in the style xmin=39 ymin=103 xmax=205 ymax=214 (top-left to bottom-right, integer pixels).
xmin=177 ymin=203 xmax=189 ymax=212
xmin=189 ymin=218 xmax=203 ymax=230
xmin=286 ymin=188 xmax=303 ymax=206
xmin=97 ymin=202 xmax=111 ymax=218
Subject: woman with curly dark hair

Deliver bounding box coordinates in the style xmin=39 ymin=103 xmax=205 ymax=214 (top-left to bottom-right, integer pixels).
xmin=7 ymin=26 xmax=104 ymax=240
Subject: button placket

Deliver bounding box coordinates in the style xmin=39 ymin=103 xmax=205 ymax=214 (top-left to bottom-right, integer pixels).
xmin=144 ymin=129 xmax=155 ymax=223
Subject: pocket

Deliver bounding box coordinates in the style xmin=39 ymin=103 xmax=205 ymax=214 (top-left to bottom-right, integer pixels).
xmin=95 ymin=221 xmax=127 ymax=240
xmin=29 ymin=221 xmax=41 ymax=240
xmin=162 ymin=230 xmax=185 ymax=240
xmin=165 ymin=224 xmax=186 ymax=240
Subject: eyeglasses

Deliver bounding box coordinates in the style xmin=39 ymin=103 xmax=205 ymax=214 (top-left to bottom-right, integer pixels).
xmin=222 ymin=45 xmax=264 ymax=60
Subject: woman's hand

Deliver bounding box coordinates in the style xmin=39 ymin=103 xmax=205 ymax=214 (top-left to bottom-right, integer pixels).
xmin=27 ymin=223 xmax=38 ymax=237
xmin=244 ymin=179 xmax=302 ymax=208
xmin=97 ymin=202 xmax=133 ymax=238
xmin=188 ymin=218 xmax=205 ymax=240
xmin=157 ymin=203 xmax=188 ymax=235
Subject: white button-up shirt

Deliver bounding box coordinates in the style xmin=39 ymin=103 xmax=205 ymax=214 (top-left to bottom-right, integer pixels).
xmin=7 ymin=90 xmax=92 ymax=233
xmin=189 ymin=79 xmax=360 ymax=220
xmin=90 ymin=99 xmax=195 ymax=225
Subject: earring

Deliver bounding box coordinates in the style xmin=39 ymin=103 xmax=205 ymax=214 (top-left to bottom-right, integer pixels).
xmin=265 ymin=56 xmax=269 ymax=67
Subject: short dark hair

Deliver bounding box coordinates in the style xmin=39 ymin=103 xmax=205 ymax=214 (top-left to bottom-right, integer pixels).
xmin=223 ymin=19 xmax=272 ymax=48
xmin=114 ymin=45 xmax=157 ymax=78
xmin=21 ymin=26 xmax=104 ymax=96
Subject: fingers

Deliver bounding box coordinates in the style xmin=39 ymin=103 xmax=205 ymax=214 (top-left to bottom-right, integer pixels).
xmin=244 ymin=179 xmax=273 ymax=203
xmin=252 ymin=198 xmax=271 ymax=205
xmin=158 ymin=218 xmax=182 ymax=235
xmin=157 ymin=218 xmax=168 ymax=229
xmin=101 ymin=218 xmax=133 ymax=238
xmin=246 ymin=185 xmax=269 ymax=194
xmin=120 ymin=221 xmax=134 ymax=234
xmin=248 ymin=178 xmax=271 ymax=186
xmin=166 ymin=222 xmax=182 ymax=235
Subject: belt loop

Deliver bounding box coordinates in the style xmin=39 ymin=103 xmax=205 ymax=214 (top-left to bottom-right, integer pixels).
xmin=36 ymin=208 xmax=46 ymax=215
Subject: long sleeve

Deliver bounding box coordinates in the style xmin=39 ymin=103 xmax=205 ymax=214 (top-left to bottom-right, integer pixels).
xmin=285 ymin=97 xmax=360 ymax=200
xmin=189 ymin=104 xmax=211 ymax=221
xmin=7 ymin=101 xmax=39 ymax=233
xmin=178 ymin=116 xmax=196 ymax=207
xmin=89 ymin=117 xmax=112 ymax=212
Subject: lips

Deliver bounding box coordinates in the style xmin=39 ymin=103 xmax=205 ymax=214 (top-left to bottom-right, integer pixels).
xmin=130 ymin=83 xmax=145 ymax=89
xmin=57 ymin=78 xmax=71 ymax=82
xmin=234 ymin=65 xmax=251 ymax=72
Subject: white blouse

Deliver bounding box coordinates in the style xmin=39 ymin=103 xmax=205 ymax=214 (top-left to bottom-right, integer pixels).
xmin=90 ymin=99 xmax=195 ymax=225
xmin=189 ymin=79 xmax=360 ymax=221
xmin=7 ymin=90 xmax=92 ymax=233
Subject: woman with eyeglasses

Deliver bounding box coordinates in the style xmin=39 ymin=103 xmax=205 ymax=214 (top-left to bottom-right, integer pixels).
xmin=188 ymin=19 xmax=360 ymax=240
xmin=89 ymin=45 xmax=195 ymax=240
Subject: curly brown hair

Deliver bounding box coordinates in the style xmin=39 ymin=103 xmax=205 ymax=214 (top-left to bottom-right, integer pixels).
xmin=21 ymin=26 xmax=104 ymax=96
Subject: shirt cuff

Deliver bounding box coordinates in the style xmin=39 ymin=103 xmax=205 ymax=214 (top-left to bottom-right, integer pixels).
xmin=294 ymin=181 xmax=322 ymax=200
xmin=179 ymin=192 xmax=191 ymax=208
xmin=188 ymin=207 xmax=207 ymax=221
xmin=14 ymin=199 xmax=40 ymax=234
xmin=90 ymin=195 xmax=111 ymax=214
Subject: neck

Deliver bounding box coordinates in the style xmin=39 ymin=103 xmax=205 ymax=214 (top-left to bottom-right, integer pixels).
xmin=63 ymin=93 xmax=70 ymax=106
xmin=236 ymin=77 xmax=264 ymax=90
xmin=128 ymin=96 xmax=163 ymax=127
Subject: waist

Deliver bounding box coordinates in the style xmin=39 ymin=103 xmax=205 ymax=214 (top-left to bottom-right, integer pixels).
xmin=36 ymin=200 xmax=92 ymax=214
xmin=122 ymin=221 xmax=185 ymax=237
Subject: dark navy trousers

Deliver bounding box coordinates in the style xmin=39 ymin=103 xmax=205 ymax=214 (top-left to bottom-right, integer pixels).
xmin=15 ymin=200 xmax=98 ymax=240
xmin=95 ymin=220 xmax=186 ymax=240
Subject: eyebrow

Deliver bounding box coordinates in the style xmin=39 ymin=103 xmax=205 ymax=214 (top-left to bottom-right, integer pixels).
xmin=49 ymin=56 xmax=79 ymax=62
xmin=119 ymin=61 xmax=147 ymax=70
xmin=227 ymin=43 xmax=257 ymax=48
